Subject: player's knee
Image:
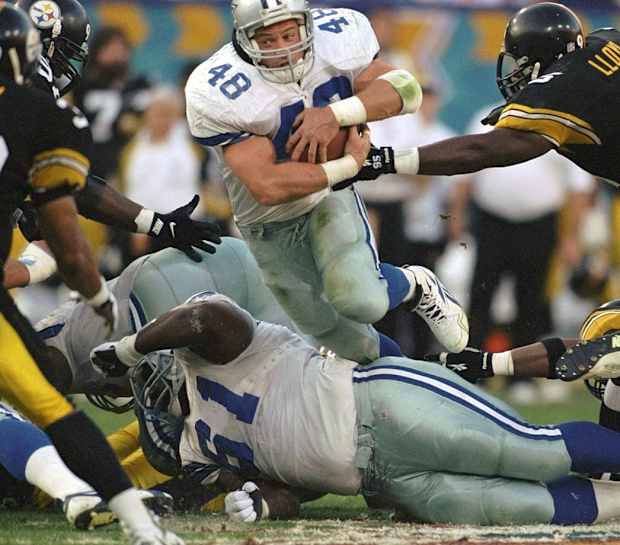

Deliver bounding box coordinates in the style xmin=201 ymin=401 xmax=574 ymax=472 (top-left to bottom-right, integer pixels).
xmin=322 ymin=252 xmax=387 ymax=324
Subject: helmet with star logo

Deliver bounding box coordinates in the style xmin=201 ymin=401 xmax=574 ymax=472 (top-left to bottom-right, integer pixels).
xmin=16 ymin=0 xmax=90 ymax=95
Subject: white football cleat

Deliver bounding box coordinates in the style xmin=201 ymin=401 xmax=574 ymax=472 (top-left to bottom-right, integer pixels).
xmin=123 ymin=522 xmax=185 ymax=545
xmin=404 ymin=265 xmax=469 ymax=353
xmin=63 ymin=491 xmax=116 ymax=530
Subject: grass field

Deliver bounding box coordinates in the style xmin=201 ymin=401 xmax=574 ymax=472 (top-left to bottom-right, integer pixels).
xmin=0 ymin=383 xmax=616 ymax=545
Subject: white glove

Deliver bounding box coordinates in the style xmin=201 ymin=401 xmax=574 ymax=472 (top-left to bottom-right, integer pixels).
xmin=224 ymin=482 xmax=267 ymax=523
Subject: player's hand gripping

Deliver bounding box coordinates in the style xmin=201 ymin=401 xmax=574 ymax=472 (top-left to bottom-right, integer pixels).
xmin=85 ymin=281 xmax=119 ymax=338
xmin=148 ymin=195 xmax=221 ymax=261
xmin=225 ymin=482 xmax=267 ymax=523
xmin=424 ymin=347 xmax=495 ymax=383
xmin=286 ymin=106 xmax=341 ymax=164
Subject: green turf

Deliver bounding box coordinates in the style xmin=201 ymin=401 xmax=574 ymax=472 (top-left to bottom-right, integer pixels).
xmin=0 ymin=386 xmax=602 ymax=544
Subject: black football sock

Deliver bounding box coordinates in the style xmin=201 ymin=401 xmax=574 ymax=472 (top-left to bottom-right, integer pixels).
xmin=45 ymin=411 xmax=132 ymax=501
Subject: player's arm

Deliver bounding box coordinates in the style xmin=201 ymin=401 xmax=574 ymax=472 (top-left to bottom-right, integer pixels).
xmin=424 ymin=337 xmax=577 ymax=382
xmin=75 ymin=176 xmax=221 ymax=260
xmin=91 ymin=297 xmax=256 ymax=377
xmin=287 ymin=58 xmax=422 ymax=163
xmin=2 ymin=241 xmax=57 ymax=289
xmin=224 ymin=127 xmax=370 ymax=206
xmin=389 ymin=128 xmax=555 ymax=177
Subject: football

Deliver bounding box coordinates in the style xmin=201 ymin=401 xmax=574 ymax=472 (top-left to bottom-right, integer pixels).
xmin=298 ymin=127 xmax=348 ymax=163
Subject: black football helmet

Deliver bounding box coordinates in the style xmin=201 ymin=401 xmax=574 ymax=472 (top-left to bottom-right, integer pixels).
xmin=497 ymin=2 xmax=584 ymax=99
xmin=0 ymin=3 xmax=42 ymax=85
xmin=16 ymin=0 xmax=90 ymax=94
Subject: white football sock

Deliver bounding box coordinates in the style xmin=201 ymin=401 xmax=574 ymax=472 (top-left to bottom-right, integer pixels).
xmin=24 ymin=445 xmax=92 ymax=501
xmin=591 ymin=479 xmax=620 ymax=522
xmin=108 ymin=488 xmax=159 ymax=534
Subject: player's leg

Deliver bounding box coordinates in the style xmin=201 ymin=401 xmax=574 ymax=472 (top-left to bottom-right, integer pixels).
xmin=0 ymin=295 xmax=177 ymax=543
xmin=375 ymin=469 xmax=620 ymax=525
xmin=239 ymin=215 xmax=384 ymax=363
xmin=355 ymin=357 xmax=620 ymax=483
xmin=0 ymin=402 xmax=109 ymax=528
xmin=310 ymin=188 xmax=468 ymax=353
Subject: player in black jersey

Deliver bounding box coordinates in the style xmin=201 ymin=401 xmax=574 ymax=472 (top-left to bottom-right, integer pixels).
xmin=0 ymin=4 xmax=183 ymax=543
xmin=14 ymin=0 xmax=220 ymax=263
xmin=364 ymin=2 xmax=620 ymax=185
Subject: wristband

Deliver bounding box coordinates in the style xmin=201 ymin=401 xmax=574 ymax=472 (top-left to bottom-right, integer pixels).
xmin=491 ymin=351 xmax=514 ymax=376
xmin=328 ymin=96 xmax=367 ymax=127
xmin=394 ymin=148 xmax=420 ymax=176
xmin=86 ymin=277 xmax=111 ymax=308
xmin=321 ymin=154 xmax=360 ymax=187
xmin=134 ymin=208 xmax=155 ymax=234
xmin=115 ymin=333 xmax=144 ymax=366
xmin=541 ymin=337 xmax=567 ymax=379
xmin=18 ymin=243 xmax=57 ymax=284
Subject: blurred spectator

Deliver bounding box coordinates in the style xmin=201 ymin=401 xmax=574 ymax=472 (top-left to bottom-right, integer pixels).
xmin=73 ymin=26 xmax=152 ymax=179
xmin=118 ymin=86 xmax=203 ymax=259
xmin=369 ymin=8 xmax=416 ymax=75
xmin=450 ymin=103 xmax=593 ymax=400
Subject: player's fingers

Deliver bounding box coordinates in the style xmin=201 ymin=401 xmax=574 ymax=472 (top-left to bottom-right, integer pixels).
xmin=291 ymin=137 xmax=309 ymax=162
xmin=286 ymin=129 xmax=302 ymax=154
xmin=292 ymin=111 xmax=305 ymax=129
xmin=307 ymin=139 xmax=318 ymax=164
xmin=319 ymin=142 xmax=328 ymax=164
xmin=234 ymin=498 xmax=254 ymax=512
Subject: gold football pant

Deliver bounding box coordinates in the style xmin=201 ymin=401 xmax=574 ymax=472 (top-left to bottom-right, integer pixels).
xmin=0 ymin=293 xmax=73 ymax=428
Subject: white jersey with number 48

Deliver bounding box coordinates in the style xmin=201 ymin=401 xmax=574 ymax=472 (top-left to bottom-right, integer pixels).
xmin=177 ymin=294 xmax=361 ymax=495
xmin=186 ymin=8 xmax=379 ymax=226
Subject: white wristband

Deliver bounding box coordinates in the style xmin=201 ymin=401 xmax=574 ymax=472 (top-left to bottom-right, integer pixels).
xmin=321 ymin=154 xmax=360 ymax=187
xmin=328 ymin=96 xmax=367 ymax=127
xmin=115 ymin=333 xmax=144 ymax=366
xmin=86 ymin=277 xmax=111 ymax=308
xmin=135 ymin=208 xmax=155 ymax=234
xmin=492 ymin=351 xmax=514 ymax=376
xmin=394 ymin=147 xmax=420 ymax=176
xmin=18 ymin=243 xmax=57 ymax=285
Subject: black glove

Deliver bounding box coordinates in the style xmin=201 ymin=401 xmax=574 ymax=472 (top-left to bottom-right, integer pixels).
xmin=90 ymin=342 xmax=131 ymax=378
xmin=481 ymin=104 xmax=506 ymax=126
xmin=148 ymin=195 xmax=222 ymax=262
xmin=331 ymin=145 xmax=396 ymax=191
xmin=14 ymin=202 xmax=42 ymax=242
xmin=424 ymin=347 xmax=495 ymax=383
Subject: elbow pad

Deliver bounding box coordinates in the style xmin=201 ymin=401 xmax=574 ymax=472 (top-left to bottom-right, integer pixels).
xmin=378 ymin=69 xmax=423 ymax=114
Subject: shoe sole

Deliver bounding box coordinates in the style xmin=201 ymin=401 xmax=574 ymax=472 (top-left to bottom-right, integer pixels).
xmin=556 ymin=333 xmax=620 ymax=381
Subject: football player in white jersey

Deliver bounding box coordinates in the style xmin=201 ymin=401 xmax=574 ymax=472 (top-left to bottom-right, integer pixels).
xmin=93 ymin=291 xmax=620 ymax=526
xmin=185 ymin=0 xmax=469 ymax=364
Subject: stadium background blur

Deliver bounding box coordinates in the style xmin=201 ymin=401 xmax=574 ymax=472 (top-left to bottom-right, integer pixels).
xmin=12 ymin=0 xmax=620 ymax=405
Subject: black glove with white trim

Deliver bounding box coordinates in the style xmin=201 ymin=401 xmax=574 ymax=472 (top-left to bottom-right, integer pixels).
xmin=332 ymin=145 xmax=396 ymax=191
xmin=424 ymin=347 xmax=495 ymax=383
xmin=146 ymin=195 xmax=222 ymax=261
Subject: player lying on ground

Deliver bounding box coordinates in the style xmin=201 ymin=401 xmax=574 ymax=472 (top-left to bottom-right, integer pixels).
xmin=89 ymin=290 xmax=620 ymax=526
xmin=2 ymin=238 xmax=308 ymax=501
xmin=187 ymin=0 xmax=468 ymax=364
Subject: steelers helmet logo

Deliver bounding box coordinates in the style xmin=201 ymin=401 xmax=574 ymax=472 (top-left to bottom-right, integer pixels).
xmin=29 ymin=1 xmax=61 ymax=30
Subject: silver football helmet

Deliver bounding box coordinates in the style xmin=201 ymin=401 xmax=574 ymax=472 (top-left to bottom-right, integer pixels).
xmin=232 ymin=0 xmax=314 ymax=84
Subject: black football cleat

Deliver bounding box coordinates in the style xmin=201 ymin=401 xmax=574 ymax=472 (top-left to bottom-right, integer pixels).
xmin=556 ymin=333 xmax=620 ymax=381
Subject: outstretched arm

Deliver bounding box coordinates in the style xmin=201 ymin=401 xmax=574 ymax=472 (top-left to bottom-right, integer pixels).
xmin=75 ymin=176 xmax=221 ymax=260
xmin=392 ymin=128 xmax=555 ymax=177
xmin=425 ymin=337 xmax=578 ymax=382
